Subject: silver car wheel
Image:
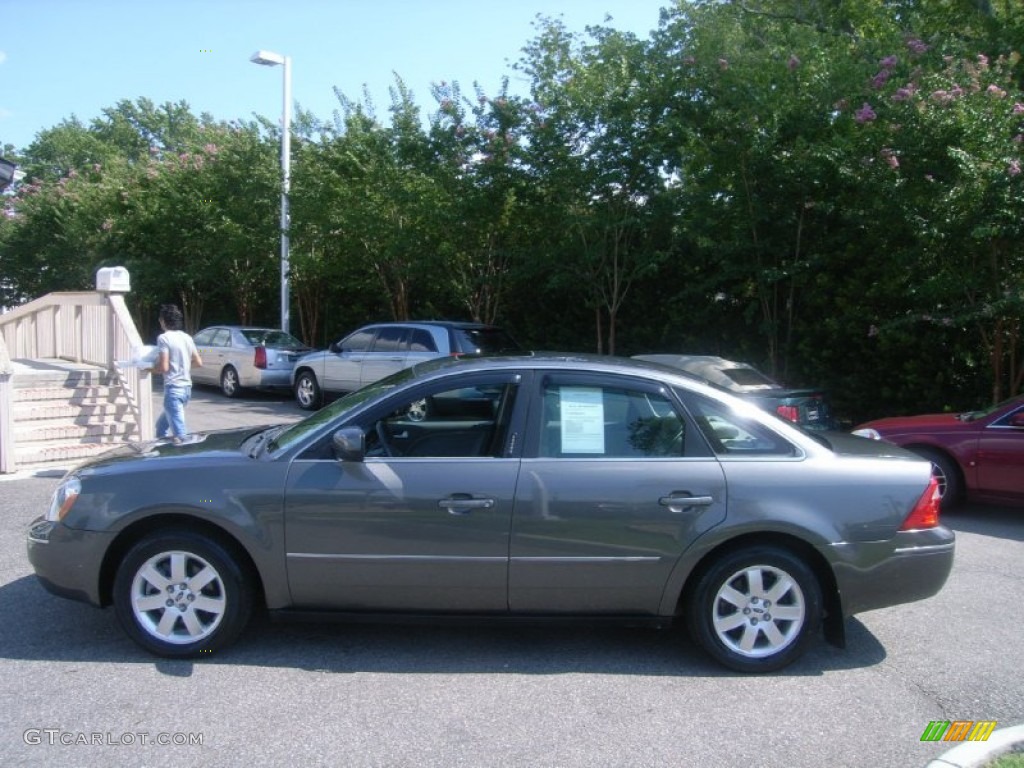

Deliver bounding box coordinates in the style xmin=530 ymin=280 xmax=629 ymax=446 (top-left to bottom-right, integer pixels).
xmin=295 ymin=372 xmax=321 ymax=410
xmin=129 ymin=550 xmax=226 ymax=645
xmin=220 ymin=366 xmax=240 ymax=397
xmin=711 ymin=564 xmax=806 ymax=659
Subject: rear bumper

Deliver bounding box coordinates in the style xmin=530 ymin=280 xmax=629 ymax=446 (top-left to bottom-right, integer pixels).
xmin=829 ymin=526 xmax=955 ymax=616
xmin=242 ymin=368 xmax=294 ymax=389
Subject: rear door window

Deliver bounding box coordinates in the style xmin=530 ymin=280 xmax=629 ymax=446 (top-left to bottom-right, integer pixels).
xmin=534 ymin=377 xmax=694 ymax=459
xmin=371 ymin=326 xmax=409 ymax=353
xmin=408 ymin=328 xmax=438 ymax=353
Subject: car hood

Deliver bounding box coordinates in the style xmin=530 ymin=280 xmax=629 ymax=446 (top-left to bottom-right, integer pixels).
xmin=71 ymin=425 xmax=275 ymax=474
xmin=858 ymin=412 xmax=966 ymax=432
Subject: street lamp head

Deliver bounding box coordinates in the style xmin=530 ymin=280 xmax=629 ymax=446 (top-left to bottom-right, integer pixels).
xmin=250 ymin=50 xmax=286 ymax=67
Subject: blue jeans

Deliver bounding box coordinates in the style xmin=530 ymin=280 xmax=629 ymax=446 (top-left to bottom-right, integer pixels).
xmin=156 ymin=384 xmax=192 ymax=439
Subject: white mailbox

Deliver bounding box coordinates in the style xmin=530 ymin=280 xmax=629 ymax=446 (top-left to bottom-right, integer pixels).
xmin=96 ymin=266 xmax=131 ymax=293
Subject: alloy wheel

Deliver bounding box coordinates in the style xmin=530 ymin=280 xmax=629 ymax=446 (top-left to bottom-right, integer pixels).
xmin=129 ymin=550 xmax=227 ymax=645
xmin=710 ymin=564 xmax=806 ymax=659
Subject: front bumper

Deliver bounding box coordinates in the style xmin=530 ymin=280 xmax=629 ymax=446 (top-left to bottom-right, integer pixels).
xmin=26 ymin=517 xmax=114 ymax=607
xmin=830 ymin=526 xmax=955 ymax=616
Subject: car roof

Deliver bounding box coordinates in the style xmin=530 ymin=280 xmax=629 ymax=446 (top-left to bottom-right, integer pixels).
xmin=406 ymin=352 xmax=712 ymax=385
xmin=358 ymin=320 xmax=501 ymax=331
xmin=198 ymin=325 xmax=288 ymax=332
xmin=632 ymin=354 xmax=780 ymax=391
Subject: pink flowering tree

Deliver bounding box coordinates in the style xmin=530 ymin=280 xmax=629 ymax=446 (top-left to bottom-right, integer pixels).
xmin=848 ymin=44 xmax=1024 ymax=401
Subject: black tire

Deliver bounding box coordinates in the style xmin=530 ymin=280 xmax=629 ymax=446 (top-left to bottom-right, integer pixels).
xmin=113 ymin=530 xmax=253 ymax=658
xmin=910 ymin=446 xmax=962 ymax=508
xmin=686 ymin=546 xmax=822 ymax=673
xmin=294 ymin=371 xmax=322 ymax=410
xmin=220 ymin=366 xmax=241 ymax=398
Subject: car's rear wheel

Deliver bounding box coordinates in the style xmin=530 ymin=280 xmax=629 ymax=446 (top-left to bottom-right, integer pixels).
xmin=294 ymin=371 xmax=322 ymax=410
xmin=220 ymin=366 xmax=241 ymax=398
xmin=113 ymin=530 xmax=253 ymax=658
xmin=686 ymin=546 xmax=822 ymax=673
xmin=911 ymin=447 xmax=962 ymax=508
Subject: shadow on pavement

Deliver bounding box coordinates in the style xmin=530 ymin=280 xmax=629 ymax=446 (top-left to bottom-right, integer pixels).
xmin=0 ymin=573 xmax=887 ymax=678
xmin=943 ymin=502 xmax=1024 ymax=543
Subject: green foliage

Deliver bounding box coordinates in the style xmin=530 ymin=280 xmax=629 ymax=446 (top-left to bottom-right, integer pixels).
xmin=2 ymin=3 xmax=1023 ymax=416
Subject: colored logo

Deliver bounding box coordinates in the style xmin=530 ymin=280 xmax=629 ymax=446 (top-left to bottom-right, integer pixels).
xmin=921 ymin=721 xmax=997 ymax=742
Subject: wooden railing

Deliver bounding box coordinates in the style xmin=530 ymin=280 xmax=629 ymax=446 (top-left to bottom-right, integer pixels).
xmin=0 ymin=337 xmax=12 ymax=474
xmin=0 ymin=291 xmax=154 ymax=472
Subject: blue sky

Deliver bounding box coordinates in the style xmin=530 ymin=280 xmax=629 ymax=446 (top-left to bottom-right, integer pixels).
xmin=1 ymin=0 xmax=668 ymax=152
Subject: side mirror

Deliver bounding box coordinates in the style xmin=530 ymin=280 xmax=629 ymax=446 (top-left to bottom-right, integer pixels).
xmin=329 ymin=341 xmax=340 ymax=353
xmin=332 ymin=427 xmax=366 ymax=462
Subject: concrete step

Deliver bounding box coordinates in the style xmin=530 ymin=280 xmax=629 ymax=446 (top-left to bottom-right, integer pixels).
xmin=12 ymin=370 xmax=118 ymax=389
xmin=13 ymin=385 xmax=126 ymax=403
xmin=15 ymin=439 xmax=125 ymax=469
xmin=15 ymin=421 xmax=138 ymax=443
xmin=13 ymin=400 xmax=138 ymax=421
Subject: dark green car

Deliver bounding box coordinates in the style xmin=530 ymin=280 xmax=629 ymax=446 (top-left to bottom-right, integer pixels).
xmin=28 ymin=354 xmax=952 ymax=673
xmin=634 ymin=354 xmax=838 ymax=430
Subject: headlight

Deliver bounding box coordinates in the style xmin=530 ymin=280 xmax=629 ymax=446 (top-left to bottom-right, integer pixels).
xmin=46 ymin=475 xmax=81 ymax=522
xmin=851 ymin=428 xmax=882 ymax=440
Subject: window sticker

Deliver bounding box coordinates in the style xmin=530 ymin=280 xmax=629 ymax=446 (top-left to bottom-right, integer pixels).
xmin=559 ymin=387 xmax=605 ymax=454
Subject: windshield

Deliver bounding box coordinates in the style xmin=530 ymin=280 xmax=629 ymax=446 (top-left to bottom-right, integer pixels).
xmin=241 ymin=329 xmax=307 ymax=350
xmin=961 ymin=394 xmax=1024 ymax=422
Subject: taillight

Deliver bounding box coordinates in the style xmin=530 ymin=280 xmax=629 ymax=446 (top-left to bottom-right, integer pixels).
xmin=776 ymin=405 xmax=800 ymax=423
xmin=900 ymin=477 xmax=941 ymax=530
xmin=254 ymin=346 xmax=268 ymax=369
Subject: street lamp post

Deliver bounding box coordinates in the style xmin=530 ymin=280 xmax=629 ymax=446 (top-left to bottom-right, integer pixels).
xmin=250 ymin=49 xmax=292 ymax=334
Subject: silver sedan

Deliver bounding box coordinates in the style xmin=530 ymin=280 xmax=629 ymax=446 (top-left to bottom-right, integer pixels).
xmin=27 ymin=354 xmax=954 ymax=673
xmin=192 ymin=325 xmax=311 ymax=397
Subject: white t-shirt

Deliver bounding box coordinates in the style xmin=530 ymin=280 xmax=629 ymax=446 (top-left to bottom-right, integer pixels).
xmin=157 ymin=330 xmax=198 ymax=387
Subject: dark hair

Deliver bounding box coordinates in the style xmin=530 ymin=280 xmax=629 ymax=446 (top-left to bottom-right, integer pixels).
xmin=159 ymin=304 xmax=184 ymax=331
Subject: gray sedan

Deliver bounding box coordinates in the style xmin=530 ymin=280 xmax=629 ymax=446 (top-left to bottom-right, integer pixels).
xmin=26 ymin=354 xmax=954 ymax=673
xmin=192 ymin=325 xmax=311 ymax=397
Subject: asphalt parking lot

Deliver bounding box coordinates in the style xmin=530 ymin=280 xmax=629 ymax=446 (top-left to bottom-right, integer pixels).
xmin=1 ymin=384 xmax=1021 ymax=767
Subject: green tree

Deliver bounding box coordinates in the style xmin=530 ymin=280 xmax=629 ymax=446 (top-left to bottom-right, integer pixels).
xmin=517 ymin=16 xmax=668 ymax=354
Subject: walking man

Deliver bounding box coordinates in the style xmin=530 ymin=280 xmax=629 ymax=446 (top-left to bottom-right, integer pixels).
xmin=152 ymin=304 xmax=202 ymax=441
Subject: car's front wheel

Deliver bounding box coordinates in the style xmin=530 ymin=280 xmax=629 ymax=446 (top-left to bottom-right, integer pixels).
xmin=294 ymin=371 xmax=322 ymax=410
xmin=220 ymin=366 xmax=241 ymax=398
xmin=686 ymin=546 xmax=822 ymax=673
xmin=113 ymin=530 xmax=253 ymax=658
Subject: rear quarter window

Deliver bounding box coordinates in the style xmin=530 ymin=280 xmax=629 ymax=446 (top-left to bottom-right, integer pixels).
xmin=681 ymin=391 xmax=797 ymax=457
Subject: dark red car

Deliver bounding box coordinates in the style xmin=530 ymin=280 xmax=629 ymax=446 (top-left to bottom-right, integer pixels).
xmin=853 ymin=395 xmax=1024 ymax=507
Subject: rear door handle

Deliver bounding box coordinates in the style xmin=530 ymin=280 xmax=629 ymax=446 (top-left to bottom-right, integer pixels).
xmin=439 ymin=495 xmax=496 ymax=515
xmin=659 ymin=494 xmax=715 ymax=513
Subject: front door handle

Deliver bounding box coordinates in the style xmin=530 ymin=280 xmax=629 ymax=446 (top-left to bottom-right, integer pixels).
xmin=659 ymin=493 xmax=715 ymax=513
xmin=438 ymin=495 xmax=496 ymax=515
